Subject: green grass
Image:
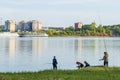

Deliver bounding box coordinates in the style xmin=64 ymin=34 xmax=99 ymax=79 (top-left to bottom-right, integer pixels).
xmin=0 ymin=67 xmax=120 ymax=80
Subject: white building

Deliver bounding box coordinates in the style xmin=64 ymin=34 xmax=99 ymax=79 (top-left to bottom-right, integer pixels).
xmin=32 ymin=20 xmax=42 ymax=32
xmin=5 ymin=20 xmax=42 ymax=32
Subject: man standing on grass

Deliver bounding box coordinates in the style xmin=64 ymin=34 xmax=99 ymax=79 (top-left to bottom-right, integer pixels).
xmin=52 ymin=56 xmax=58 ymax=70
xmin=100 ymin=52 xmax=108 ymax=67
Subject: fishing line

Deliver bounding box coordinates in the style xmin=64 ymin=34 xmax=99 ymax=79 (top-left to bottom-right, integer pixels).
xmin=103 ymin=36 xmax=107 ymax=52
xmin=98 ymin=11 xmax=107 ymax=52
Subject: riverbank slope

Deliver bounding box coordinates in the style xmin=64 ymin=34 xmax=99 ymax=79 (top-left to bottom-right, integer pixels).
xmin=0 ymin=67 xmax=120 ymax=80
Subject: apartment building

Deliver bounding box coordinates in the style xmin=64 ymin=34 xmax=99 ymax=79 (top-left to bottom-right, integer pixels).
xmin=74 ymin=22 xmax=83 ymax=30
xmin=5 ymin=20 xmax=42 ymax=32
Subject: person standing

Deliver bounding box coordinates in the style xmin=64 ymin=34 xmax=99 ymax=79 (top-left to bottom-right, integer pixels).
xmin=52 ymin=56 xmax=58 ymax=70
xmin=100 ymin=52 xmax=108 ymax=67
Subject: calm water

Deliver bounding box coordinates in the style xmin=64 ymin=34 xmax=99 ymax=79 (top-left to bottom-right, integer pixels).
xmin=0 ymin=37 xmax=120 ymax=72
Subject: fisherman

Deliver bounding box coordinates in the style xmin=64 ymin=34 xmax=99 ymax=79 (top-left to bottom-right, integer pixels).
xmin=76 ymin=61 xmax=84 ymax=69
xmin=100 ymin=52 xmax=108 ymax=67
xmin=84 ymin=61 xmax=90 ymax=67
xmin=52 ymin=56 xmax=58 ymax=70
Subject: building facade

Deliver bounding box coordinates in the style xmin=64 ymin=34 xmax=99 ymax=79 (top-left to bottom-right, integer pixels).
xmin=5 ymin=20 xmax=16 ymax=32
xmin=74 ymin=22 xmax=83 ymax=30
xmin=32 ymin=20 xmax=42 ymax=32
xmin=5 ymin=20 xmax=42 ymax=32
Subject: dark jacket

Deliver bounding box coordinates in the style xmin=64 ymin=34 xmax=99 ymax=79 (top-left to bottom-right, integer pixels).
xmin=53 ymin=58 xmax=57 ymax=65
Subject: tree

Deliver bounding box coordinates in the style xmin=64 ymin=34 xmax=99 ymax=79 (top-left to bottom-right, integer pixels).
xmin=46 ymin=30 xmax=57 ymax=36
xmin=89 ymin=22 xmax=96 ymax=31
xmin=65 ymin=26 xmax=74 ymax=31
xmin=98 ymin=25 xmax=103 ymax=33
xmin=112 ymin=26 xmax=120 ymax=36
xmin=0 ymin=25 xmax=5 ymax=32
xmin=85 ymin=30 xmax=91 ymax=36
xmin=82 ymin=24 xmax=90 ymax=30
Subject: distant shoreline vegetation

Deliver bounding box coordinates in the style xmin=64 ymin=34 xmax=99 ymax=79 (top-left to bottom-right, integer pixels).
xmin=1 ymin=22 xmax=120 ymax=37
xmin=46 ymin=23 xmax=120 ymax=37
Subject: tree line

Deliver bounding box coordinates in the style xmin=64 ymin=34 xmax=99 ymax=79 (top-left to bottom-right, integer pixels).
xmin=46 ymin=22 xmax=120 ymax=37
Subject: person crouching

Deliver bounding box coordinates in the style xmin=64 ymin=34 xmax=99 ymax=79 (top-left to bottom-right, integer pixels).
xmin=76 ymin=61 xmax=84 ymax=69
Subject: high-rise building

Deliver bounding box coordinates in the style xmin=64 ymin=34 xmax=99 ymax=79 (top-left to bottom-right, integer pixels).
xmin=5 ymin=20 xmax=42 ymax=32
xmin=5 ymin=20 xmax=9 ymax=31
xmin=17 ymin=21 xmax=25 ymax=32
xmin=32 ymin=20 xmax=42 ymax=32
xmin=37 ymin=21 xmax=42 ymax=31
xmin=5 ymin=20 xmax=16 ymax=32
xmin=74 ymin=22 xmax=83 ymax=30
xmin=26 ymin=21 xmax=32 ymax=31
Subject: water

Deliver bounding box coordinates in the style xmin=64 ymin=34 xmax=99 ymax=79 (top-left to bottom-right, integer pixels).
xmin=0 ymin=37 xmax=120 ymax=72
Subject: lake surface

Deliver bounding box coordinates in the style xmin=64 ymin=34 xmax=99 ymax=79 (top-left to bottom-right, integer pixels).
xmin=0 ymin=37 xmax=120 ymax=72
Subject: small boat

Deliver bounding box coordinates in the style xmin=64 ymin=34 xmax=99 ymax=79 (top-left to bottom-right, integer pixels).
xmin=19 ymin=33 xmax=48 ymax=37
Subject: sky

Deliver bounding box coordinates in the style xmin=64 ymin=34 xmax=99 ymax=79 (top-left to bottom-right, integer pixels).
xmin=0 ymin=0 xmax=120 ymax=27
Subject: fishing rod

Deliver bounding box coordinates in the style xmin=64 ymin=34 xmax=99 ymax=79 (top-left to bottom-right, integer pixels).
xmin=103 ymin=35 xmax=107 ymax=52
xmin=44 ymin=62 xmax=60 ymax=70
xmin=98 ymin=13 xmax=108 ymax=52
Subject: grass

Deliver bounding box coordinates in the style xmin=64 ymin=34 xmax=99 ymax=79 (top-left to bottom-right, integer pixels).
xmin=0 ymin=67 xmax=120 ymax=80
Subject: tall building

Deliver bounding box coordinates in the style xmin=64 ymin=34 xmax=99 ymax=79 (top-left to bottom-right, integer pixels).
xmin=17 ymin=21 xmax=25 ymax=32
xmin=26 ymin=21 xmax=32 ymax=31
xmin=74 ymin=22 xmax=83 ymax=30
xmin=5 ymin=20 xmax=42 ymax=32
xmin=5 ymin=20 xmax=9 ymax=31
xmin=37 ymin=21 xmax=42 ymax=31
xmin=32 ymin=20 xmax=42 ymax=32
xmin=5 ymin=20 xmax=16 ymax=32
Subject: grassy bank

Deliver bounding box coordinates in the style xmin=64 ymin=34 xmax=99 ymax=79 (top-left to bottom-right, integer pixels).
xmin=0 ymin=67 xmax=120 ymax=80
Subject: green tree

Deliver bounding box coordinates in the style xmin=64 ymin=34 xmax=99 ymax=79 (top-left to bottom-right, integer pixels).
xmin=0 ymin=25 xmax=5 ymax=32
xmin=112 ymin=26 xmax=120 ymax=36
xmin=85 ymin=30 xmax=91 ymax=36
xmin=46 ymin=30 xmax=57 ymax=36
xmin=82 ymin=24 xmax=90 ymax=30
xmin=65 ymin=26 xmax=74 ymax=31
xmin=89 ymin=22 xmax=96 ymax=30
xmin=98 ymin=25 xmax=103 ymax=33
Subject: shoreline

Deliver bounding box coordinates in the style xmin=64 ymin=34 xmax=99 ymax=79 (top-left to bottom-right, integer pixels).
xmin=0 ymin=67 xmax=120 ymax=80
xmin=0 ymin=67 xmax=120 ymax=73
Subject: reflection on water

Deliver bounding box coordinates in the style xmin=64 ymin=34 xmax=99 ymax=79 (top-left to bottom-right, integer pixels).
xmin=9 ymin=38 xmax=15 ymax=59
xmin=0 ymin=37 xmax=120 ymax=72
xmin=74 ymin=39 xmax=82 ymax=61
